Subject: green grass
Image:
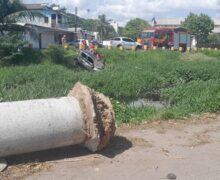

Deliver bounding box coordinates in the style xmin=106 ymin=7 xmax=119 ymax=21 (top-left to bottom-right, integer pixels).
xmin=199 ymin=49 xmax=220 ymax=58
xmin=1 ymin=48 xmax=220 ymax=123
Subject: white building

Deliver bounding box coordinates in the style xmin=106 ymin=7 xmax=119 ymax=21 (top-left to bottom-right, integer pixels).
xmin=212 ymin=19 xmax=220 ymax=34
xmin=17 ymin=4 xmax=76 ymax=49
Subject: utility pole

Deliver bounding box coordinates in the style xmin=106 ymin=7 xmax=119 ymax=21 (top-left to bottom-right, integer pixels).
xmin=75 ymin=7 xmax=78 ymax=32
xmin=87 ymin=9 xmax=90 ymax=19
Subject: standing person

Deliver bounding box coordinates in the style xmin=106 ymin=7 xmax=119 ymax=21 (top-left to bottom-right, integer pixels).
xmin=89 ymin=40 xmax=95 ymax=50
xmin=89 ymin=36 xmax=98 ymax=53
xmin=81 ymin=39 xmax=87 ymax=49
xmin=61 ymin=35 xmax=67 ymax=45
xmin=61 ymin=35 xmax=69 ymax=49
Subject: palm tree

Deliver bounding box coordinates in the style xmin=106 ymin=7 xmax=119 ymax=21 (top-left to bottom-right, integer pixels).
xmin=0 ymin=0 xmax=37 ymax=35
xmin=97 ymin=14 xmax=108 ymax=40
xmin=97 ymin=14 xmax=116 ymax=40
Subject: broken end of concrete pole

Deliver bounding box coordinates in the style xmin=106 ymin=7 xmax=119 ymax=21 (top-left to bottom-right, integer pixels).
xmin=68 ymin=82 xmax=116 ymax=152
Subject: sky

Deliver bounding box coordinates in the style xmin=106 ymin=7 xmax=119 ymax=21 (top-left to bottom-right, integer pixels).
xmin=22 ymin=0 xmax=220 ymax=26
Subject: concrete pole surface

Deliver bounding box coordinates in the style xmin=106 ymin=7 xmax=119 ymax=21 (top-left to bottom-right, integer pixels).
xmin=0 ymin=82 xmax=116 ymax=158
xmin=0 ymin=158 xmax=7 ymax=172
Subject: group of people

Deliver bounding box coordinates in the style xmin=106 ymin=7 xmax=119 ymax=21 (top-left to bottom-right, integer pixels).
xmin=81 ymin=39 xmax=101 ymax=60
xmin=80 ymin=39 xmax=96 ymax=50
xmin=61 ymin=34 xmax=101 ymax=60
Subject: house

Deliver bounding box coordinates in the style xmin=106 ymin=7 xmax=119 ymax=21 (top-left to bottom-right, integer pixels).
xmin=154 ymin=18 xmax=220 ymax=34
xmin=17 ymin=3 xmax=77 ymax=49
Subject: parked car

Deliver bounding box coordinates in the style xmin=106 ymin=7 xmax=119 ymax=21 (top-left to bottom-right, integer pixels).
xmin=102 ymin=40 xmax=112 ymax=47
xmin=111 ymin=37 xmax=142 ymax=50
xmin=69 ymin=39 xmax=89 ymax=48
xmin=90 ymin=40 xmax=103 ymax=48
xmin=69 ymin=39 xmax=103 ymax=49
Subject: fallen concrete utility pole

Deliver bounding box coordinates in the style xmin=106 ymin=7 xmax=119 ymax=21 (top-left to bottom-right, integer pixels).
xmin=0 ymin=82 xmax=116 ymax=158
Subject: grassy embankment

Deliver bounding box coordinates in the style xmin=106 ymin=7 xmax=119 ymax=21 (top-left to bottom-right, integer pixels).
xmin=0 ymin=47 xmax=220 ymax=123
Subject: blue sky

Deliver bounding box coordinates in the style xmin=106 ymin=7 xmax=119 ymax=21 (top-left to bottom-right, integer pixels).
xmin=22 ymin=0 xmax=220 ymax=26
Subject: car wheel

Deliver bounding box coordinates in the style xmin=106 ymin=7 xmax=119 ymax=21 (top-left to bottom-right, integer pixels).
xmin=117 ymin=45 xmax=124 ymax=50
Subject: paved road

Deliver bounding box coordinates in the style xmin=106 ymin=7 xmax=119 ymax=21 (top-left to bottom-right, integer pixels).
xmin=1 ymin=113 xmax=220 ymax=180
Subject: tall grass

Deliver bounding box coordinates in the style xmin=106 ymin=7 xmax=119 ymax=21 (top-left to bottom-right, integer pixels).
xmin=0 ymin=48 xmax=220 ymax=123
xmin=199 ymin=49 xmax=220 ymax=58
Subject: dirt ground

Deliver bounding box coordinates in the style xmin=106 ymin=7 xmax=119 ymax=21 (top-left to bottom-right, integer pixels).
xmin=1 ymin=113 xmax=220 ymax=180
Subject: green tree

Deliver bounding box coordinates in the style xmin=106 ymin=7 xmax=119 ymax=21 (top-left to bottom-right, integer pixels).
xmin=97 ymin=14 xmax=116 ymax=40
xmin=118 ymin=26 xmax=124 ymax=36
xmin=0 ymin=0 xmax=27 ymax=35
xmin=0 ymin=0 xmax=44 ymax=63
xmin=123 ymin=18 xmax=151 ymax=39
xmin=0 ymin=33 xmax=24 ymax=57
xmin=97 ymin=14 xmax=107 ymax=40
xmin=68 ymin=14 xmax=116 ymax=40
xmin=67 ymin=13 xmax=93 ymax=31
xmin=0 ymin=0 xmax=43 ymax=36
xmin=181 ymin=13 xmax=214 ymax=43
xmin=81 ymin=19 xmax=97 ymax=32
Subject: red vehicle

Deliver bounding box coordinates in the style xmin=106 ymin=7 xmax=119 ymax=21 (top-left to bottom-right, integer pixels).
xmin=137 ymin=27 xmax=191 ymax=51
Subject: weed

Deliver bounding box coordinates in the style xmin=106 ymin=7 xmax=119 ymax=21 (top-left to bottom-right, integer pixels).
xmin=1 ymin=49 xmax=220 ymax=123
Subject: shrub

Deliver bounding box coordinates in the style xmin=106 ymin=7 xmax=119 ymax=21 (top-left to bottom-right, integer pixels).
xmin=0 ymin=33 xmax=44 ymax=66
xmin=0 ymin=33 xmax=25 ymax=65
xmin=43 ymin=45 xmax=78 ymax=68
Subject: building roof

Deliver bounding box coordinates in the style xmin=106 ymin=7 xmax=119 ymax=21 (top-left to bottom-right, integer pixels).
xmin=155 ymin=18 xmax=220 ymax=33
xmin=155 ymin=18 xmax=183 ymax=26
xmin=24 ymin=3 xmax=68 ymax=15
xmin=24 ymin=3 xmax=48 ymax=10
xmin=23 ymin=3 xmax=69 ymax=17
xmin=156 ymin=18 xmax=220 ymax=26
xmin=24 ymin=3 xmax=69 ymax=17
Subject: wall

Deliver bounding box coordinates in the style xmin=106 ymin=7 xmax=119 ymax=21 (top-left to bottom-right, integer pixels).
xmin=24 ymin=31 xmax=56 ymax=49
xmin=41 ymin=32 xmax=55 ymax=48
xmin=24 ymin=31 xmax=39 ymax=48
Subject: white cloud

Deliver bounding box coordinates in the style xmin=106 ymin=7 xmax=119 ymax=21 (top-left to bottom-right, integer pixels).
xmin=22 ymin=0 xmax=220 ymax=26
